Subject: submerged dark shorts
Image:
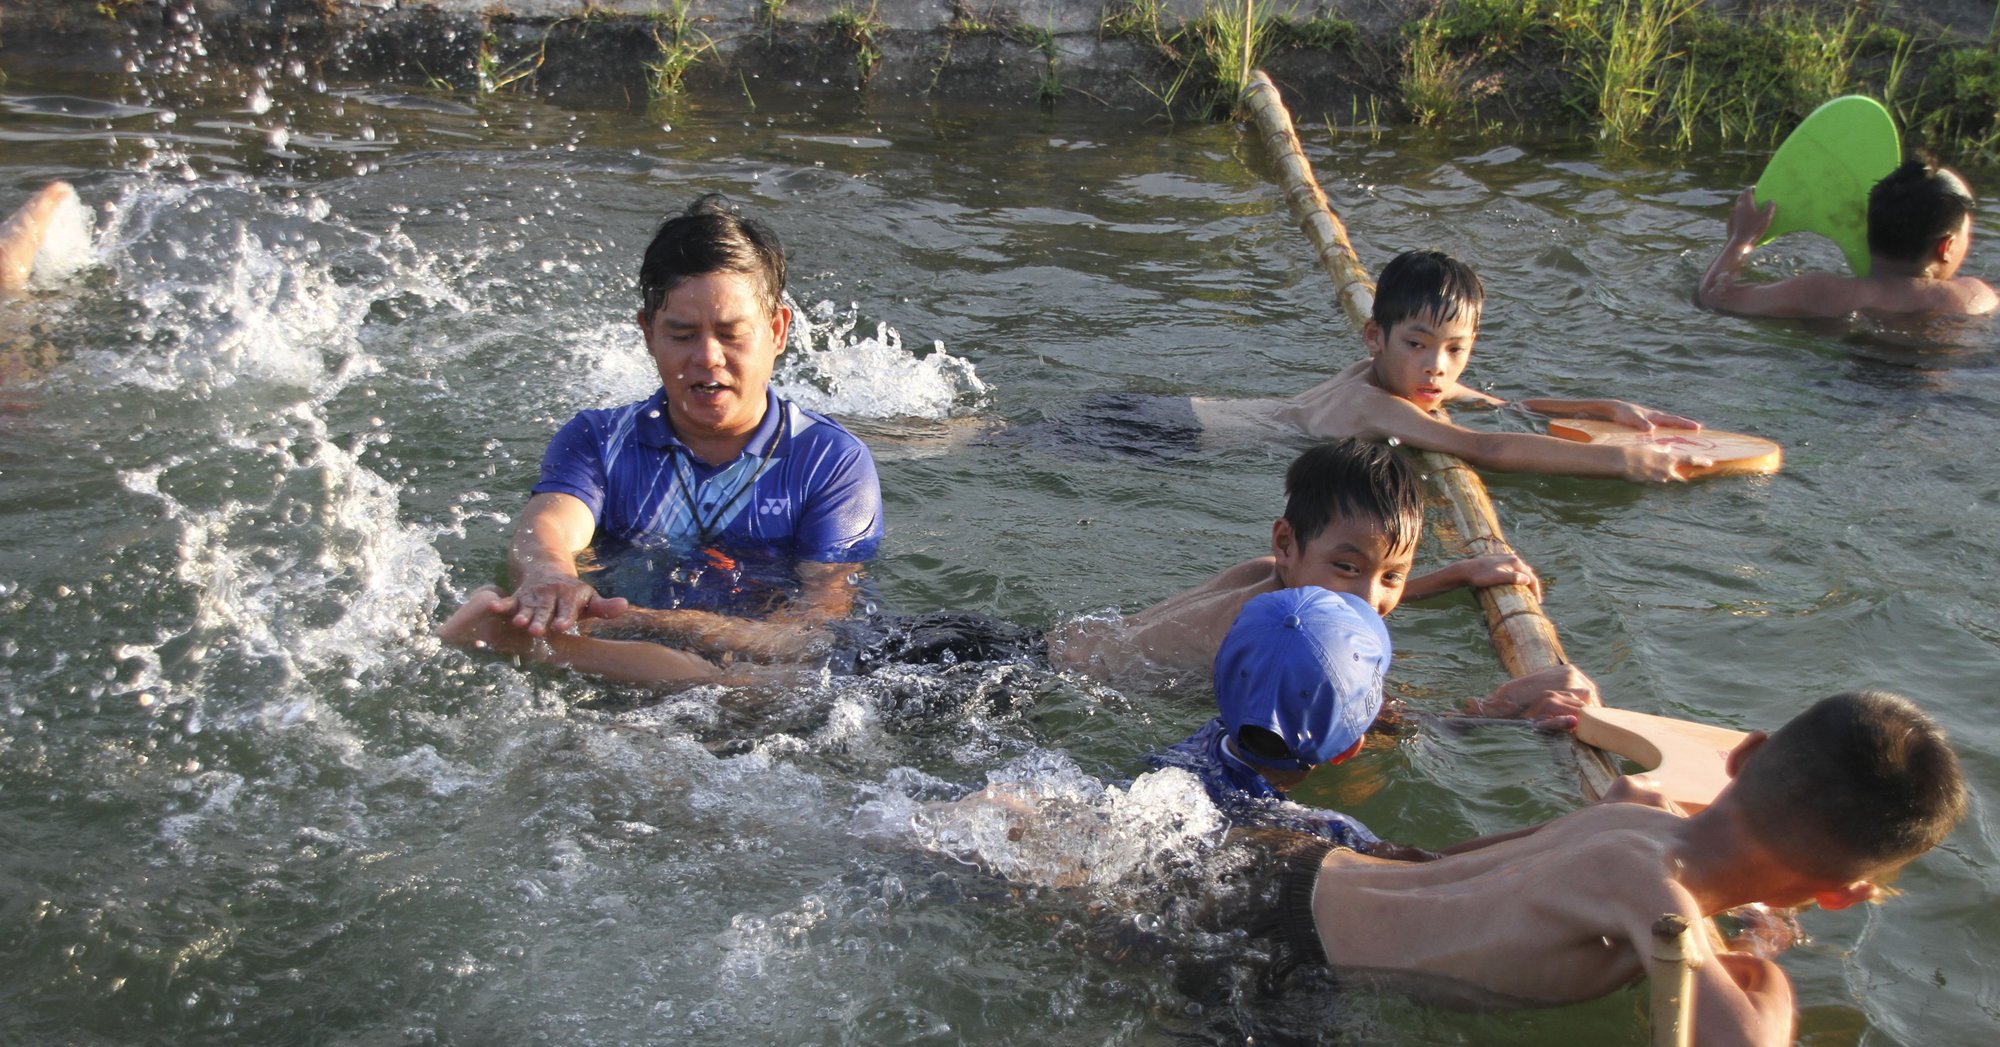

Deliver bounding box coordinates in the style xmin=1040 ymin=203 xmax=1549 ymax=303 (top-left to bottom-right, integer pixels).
xmin=988 ymin=393 xmax=1204 ymax=464
xmin=1078 ymin=828 xmax=1336 ymax=1001
xmin=1230 ymin=828 xmax=1336 ymax=971
xmin=827 ymin=611 xmax=1048 ymax=676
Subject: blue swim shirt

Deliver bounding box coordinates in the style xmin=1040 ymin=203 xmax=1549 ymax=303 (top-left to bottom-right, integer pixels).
xmin=1148 ymin=718 xmax=1380 ymax=850
xmin=533 ymin=387 xmax=884 ymax=585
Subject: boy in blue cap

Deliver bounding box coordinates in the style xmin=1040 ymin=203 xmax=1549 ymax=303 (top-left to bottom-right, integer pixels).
xmin=906 ymin=585 xmax=1431 ymax=875
xmin=1146 ymin=585 xmax=1420 ymax=856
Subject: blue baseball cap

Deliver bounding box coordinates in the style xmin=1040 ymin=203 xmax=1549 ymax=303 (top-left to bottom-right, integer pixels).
xmin=1213 ymin=587 xmax=1392 ymax=770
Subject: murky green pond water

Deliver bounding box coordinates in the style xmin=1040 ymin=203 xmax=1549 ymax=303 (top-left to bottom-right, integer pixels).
xmin=3 ymin=34 xmax=1997 ymax=1047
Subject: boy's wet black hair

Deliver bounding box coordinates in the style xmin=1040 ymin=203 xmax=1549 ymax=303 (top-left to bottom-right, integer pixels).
xmin=1282 ymin=439 xmax=1424 ymax=554
xmin=1734 ymin=690 xmax=1966 ymax=883
xmin=1867 ymin=160 xmax=1976 ymax=265
xmin=1370 ymin=250 xmax=1484 ymax=333
xmin=639 ymin=193 xmax=787 ymax=319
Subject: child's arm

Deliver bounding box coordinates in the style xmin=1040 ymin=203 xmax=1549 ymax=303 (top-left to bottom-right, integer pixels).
xmin=1686 ymin=944 xmax=1799 ymax=1047
xmin=440 ymin=585 xmax=729 ymax=686
xmin=1360 ymin=395 xmax=1710 ymax=482
xmin=514 ymin=630 xmax=729 ymax=686
xmin=1463 ymin=663 xmax=1599 ymax=730
xmin=1 ymin=181 xmax=75 ymax=292
xmin=1444 ymin=384 xmax=1506 ymax=408
xmin=1048 ymin=557 xmax=1273 ymax=679
xmin=1697 ymin=188 xmax=1855 ymax=319
xmin=1405 ymin=554 xmax=1541 ymax=602
xmin=582 ymin=607 xmax=834 ymax=663
xmin=1512 ymin=396 xmax=1701 ymax=432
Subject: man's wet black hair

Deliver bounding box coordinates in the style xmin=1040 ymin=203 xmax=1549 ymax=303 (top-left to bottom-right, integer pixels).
xmin=1867 ymin=160 xmax=1976 ymax=265
xmin=638 ymin=193 xmax=787 ymax=319
xmin=1282 ymin=439 xmax=1424 ymax=554
xmin=1370 ymin=250 xmax=1484 ymax=333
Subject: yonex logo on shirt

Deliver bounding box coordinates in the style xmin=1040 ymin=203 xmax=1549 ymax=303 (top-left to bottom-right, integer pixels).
xmin=759 ymin=497 xmax=791 ymax=516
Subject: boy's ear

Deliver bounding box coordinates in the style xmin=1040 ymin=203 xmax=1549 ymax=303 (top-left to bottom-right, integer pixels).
xmin=1362 ymin=319 xmax=1385 ymax=357
xmin=1272 ymin=518 xmax=1298 ymax=564
xmin=1325 ymin=735 xmax=1367 ymax=766
xmin=1723 ymin=730 xmax=1769 ymax=779
xmin=1814 ymin=881 xmax=1880 ymax=912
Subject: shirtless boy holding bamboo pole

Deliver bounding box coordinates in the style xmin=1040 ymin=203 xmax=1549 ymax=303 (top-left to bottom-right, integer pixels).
xmin=1194 ymin=249 xmax=1714 ymax=482
xmin=1271 ymin=689 xmax=1965 ymax=1046
xmin=1050 ymin=437 xmax=1591 ymax=726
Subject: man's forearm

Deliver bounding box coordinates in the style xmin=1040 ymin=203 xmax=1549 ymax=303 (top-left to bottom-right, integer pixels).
xmin=507 ymin=493 xmax=597 ymax=585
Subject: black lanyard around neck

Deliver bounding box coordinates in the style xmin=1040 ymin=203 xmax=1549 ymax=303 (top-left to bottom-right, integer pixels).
xmin=672 ymin=404 xmax=789 ymax=548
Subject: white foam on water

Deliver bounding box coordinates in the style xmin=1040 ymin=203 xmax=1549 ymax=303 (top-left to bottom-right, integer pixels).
xmin=776 ymin=299 xmax=987 ymax=421
xmin=93 ymin=181 xmax=451 ymax=736
xmin=903 ymin=751 xmax=1228 ymax=890
xmin=555 ymin=300 xmax=987 ymax=423
xmin=74 ymin=188 xmax=333 ymax=391
xmin=563 ymin=320 xmax=658 ymax=405
xmin=158 ymin=769 xmax=246 ymax=845
xmin=134 ymin=428 xmax=446 ymax=701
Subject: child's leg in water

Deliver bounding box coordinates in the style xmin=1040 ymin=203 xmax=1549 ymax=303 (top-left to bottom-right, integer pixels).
xmin=0 ymin=182 xmax=78 ymax=292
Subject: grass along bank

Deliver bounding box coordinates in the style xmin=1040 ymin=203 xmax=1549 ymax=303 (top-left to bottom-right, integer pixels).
xmin=57 ymin=0 xmax=2000 ymax=162
xmin=1392 ymin=0 xmax=2000 ymax=159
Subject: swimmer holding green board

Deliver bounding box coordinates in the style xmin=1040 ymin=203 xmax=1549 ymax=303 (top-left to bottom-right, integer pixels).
xmin=1698 ymin=97 xmax=1996 ymax=318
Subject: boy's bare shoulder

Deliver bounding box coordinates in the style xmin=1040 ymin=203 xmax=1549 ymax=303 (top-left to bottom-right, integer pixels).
xmin=1208 ymin=555 xmax=1281 ymax=587
xmin=1283 ymin=361 xmax=1444 ymax=442
xmin=1124 ymin=557 xmax=1276 ymax=626
xmin=1316 ymin=803 xmax=1697 ymax=1007
xmin=1946 ymin=275 xmax=1999 ymax=315
xmin=1432 ymin=802 xmax=1689 ymax=902
xmin=1754 ymin=272 xmax=2000 ymax=319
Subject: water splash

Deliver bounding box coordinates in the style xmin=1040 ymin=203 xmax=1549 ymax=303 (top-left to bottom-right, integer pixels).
xmin=73 ymin=176 xmax=454 ymax=731
xmin=778 ymin=299 xmax=987 ymax=421
xmin=894 ymin=751 xmax=1229 ymax=890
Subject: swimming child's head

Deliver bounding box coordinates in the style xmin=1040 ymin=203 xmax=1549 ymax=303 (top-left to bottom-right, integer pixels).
xmin=1213 ymin=586 xmax=1392 ymax=773
xmin=1273 ymin=439 xmax=1423 ymax=617
xmin=1728 ymin=690 xmax=1965 ymax=890
xmin=1364 ymin=251 xmax=1484 ymax=412
xmin=1868 ymin=161 xmax=1977 ymax=275
xmin=639 ymin=193 xmax=788 ymax=321
xmin=1370 ymin=249 xmax=1484 ymax=335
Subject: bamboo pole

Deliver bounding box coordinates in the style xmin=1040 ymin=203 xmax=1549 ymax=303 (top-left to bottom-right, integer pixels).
xmin=1239 ymin=73 xmax=1374 ymax=333
xmin=1649 ymin=914 xmax=1697 ymax=1047
xmin=1237 ymin=70 xmax=1618 ymax=801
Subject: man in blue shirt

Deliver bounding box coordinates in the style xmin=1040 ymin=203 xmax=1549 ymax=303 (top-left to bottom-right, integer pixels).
xmin=441 ymin=195 xmax=883 ymax=681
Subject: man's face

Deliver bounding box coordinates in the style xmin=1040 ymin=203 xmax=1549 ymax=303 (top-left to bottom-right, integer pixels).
xmin=1364 ymin=309 xmax=1478 ymax=413
xmin=1272 ymin=515 xmax=1415 ymax=618
xmin=640 ymin=272 xmax=789 ymax=456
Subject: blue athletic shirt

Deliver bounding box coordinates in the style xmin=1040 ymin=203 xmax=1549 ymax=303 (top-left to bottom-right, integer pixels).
xmin=1148 ymin=718 xmax=1380 ymax=849
xmin=533 ymin=388 xmax=883 ymax=610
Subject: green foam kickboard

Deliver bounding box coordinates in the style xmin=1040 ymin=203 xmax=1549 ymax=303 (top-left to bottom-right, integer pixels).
xmin=1753 ymin=96 xmax=1900 ymax=277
